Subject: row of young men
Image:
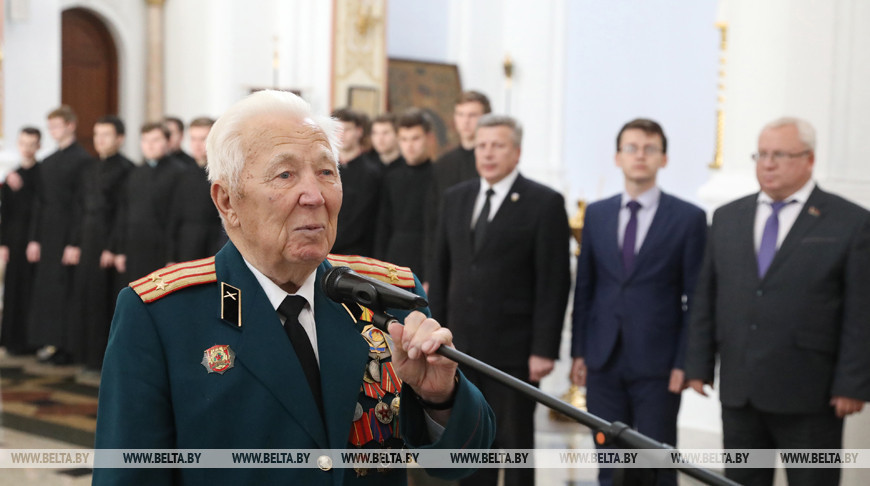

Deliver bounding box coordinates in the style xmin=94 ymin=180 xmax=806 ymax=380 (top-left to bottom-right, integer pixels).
xmin=330 ymin=91 xmax=491 ymax=285
xmin=0 ymin=107 xmax=224 ymax=368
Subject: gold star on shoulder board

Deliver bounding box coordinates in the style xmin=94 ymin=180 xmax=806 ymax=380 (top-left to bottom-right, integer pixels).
xmin=154 ymin=277 xmax=167 ymax=291
xmin=388 ymin=266 xmax=399 ymax=284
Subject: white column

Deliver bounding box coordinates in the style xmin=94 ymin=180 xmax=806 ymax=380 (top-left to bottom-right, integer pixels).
xmin=698 ymin=0 xmax=841 ymax=210
xmin=145 ymin=0 xmax=165 ymax=121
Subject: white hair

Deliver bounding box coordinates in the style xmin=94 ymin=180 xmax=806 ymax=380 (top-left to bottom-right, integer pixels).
xmin=761 ymin=116 xmax=816 ymax=151
xmin=206 ymin=90 xmax=341 ymax=195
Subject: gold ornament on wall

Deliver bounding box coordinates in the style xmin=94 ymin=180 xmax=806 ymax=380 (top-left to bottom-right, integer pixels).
xmin=709 ymin=21 xmax=728 ymax=170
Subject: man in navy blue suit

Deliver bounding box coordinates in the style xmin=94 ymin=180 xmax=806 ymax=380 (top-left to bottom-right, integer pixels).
xmin=570 ymin=119 xmax=707 ymax=486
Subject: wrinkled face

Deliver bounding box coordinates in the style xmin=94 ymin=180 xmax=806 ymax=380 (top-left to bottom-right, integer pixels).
xmin=93 ymin=123 xmax=123 ymax=159
xmin=614 ymin=128 xmax=667 ymax=186
xmin=189 ymin=126 xmax=211 ymax=163
xmin=166 ymin=121 xmax=183 ymax=151
xmin=398 ymin=126 xmax=429 ymax=165
xmin=47 ymin=117 xmax=75 ymax=144
xmin=454 ymin=101 xmax=486 ymax=142
xmin=17 ymin=133 xmax=40 ymax=161
xmin=219 ymin=113 xmax=342 ymax=286
xmin=140 ymin=129 xmax=169 ymax=160
xmin=339 ymin=121 xmax=363 ymax=153
xmin=475 ymin=125 xmax=520 ymax=185
xmin=756 ymin=124 xmax=814 ymax=201
xmin=370 ymin=122 xmax=398 ymax=155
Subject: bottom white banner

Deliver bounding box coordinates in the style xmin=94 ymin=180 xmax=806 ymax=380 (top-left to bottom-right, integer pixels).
xmin=1 ymin=448 xmax=868 ymax=469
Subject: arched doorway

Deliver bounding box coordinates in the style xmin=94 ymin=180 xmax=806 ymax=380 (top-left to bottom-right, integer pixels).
xmin=62 ymin=8 xmax=118 ymax=156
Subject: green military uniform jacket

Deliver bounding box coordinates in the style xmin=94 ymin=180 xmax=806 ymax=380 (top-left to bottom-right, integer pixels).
xmin=94 ymin=242 xmax=495 ymax=485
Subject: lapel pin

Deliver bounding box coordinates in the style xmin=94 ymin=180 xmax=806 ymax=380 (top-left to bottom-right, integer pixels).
xmin=201 ymin=344 xmax=235 ymax=374
xmin=220 ymin=282 xmax=242 ymax=327
xmin=510 ymin=192 xmax=520 ymax=202
xmin=808 ymin=206 xmax=820 ymax=217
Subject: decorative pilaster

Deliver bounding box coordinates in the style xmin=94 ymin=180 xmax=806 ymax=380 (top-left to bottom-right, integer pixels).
xmin=145 ymin=0 xmax=165 ymax=120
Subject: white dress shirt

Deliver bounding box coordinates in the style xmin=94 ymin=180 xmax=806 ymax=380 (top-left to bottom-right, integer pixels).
xmin=754 ymin=179 xmax=815 ymax=253
xmin=243 ymin=259 xmax=320 ymax=364
xmin=471 ymin=169 xmax=520 ymax=227
xmin=618 ymin=187 xmax=661 ymax=254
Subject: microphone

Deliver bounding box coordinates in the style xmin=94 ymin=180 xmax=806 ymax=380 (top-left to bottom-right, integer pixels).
xmin=322 ymin=266 xmax=428 ymax=311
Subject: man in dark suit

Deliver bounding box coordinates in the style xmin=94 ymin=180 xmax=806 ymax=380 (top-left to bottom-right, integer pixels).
xmin=94 ymin=90 xmax=495 ymax=485
xmin=428 ymin=114 xmax=571 ymax=486
xmin=570 ymin=119 xmax=707 ymax=486
xmin=686 ymin=117 xmax=870 ymax=486
xmin=423 ymin=91 xmax=490 ymax=279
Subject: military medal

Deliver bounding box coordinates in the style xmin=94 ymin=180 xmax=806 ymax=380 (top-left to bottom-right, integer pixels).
xmin=367 ymin=358 xmax=381 ymax=382
xmin=201 ymin=344 xmax=235 ymax=374
xmin=353 ymin=402 xmax=364 ymax=421
xmin=375 ymin=401 xmax=393 ymax=424
xmin=390 ymin=396 xmax=400 ymax=416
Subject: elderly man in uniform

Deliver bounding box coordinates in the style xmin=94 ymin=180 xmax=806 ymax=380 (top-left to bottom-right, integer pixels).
xmin=94 ymin=90 xmax=495 ymax=485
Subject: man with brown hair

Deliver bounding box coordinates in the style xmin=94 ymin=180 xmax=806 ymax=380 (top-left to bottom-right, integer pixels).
xmin=571 ymin=118 xmax=707 ymax=486
xmin=0 ymin=127 xmax=42 ymax=356
xmin=66 ymin=115 xmax=135 ymax=369
xmin=163 ymin=116 xmax=196 ymax=166
xmin=375 ymin=108 xmax=434 ymax=280
xmin=370 ymin=112 xmax=404 ymax=170
xmin=331 ymin=108 xmax=383 ymax=256
xmin=26 ymin=106 xmax=93 ymax=364
xmin=112 ymin=122 xmax=187 ymax=281
xmin=170 ymin=117 xmax=225 ymax=261
xmin=424 ymin=91 xmax=491 ymax=279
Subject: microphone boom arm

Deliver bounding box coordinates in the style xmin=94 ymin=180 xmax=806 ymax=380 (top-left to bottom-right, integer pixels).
xmin=368 ymin=311 xmax=738 ymax=486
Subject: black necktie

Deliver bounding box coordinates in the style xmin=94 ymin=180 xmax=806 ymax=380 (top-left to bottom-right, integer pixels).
xmin=277 ymin=295 xmax=323 ymax=417
xmin=473 ymin=189 xmax=495 ymax=252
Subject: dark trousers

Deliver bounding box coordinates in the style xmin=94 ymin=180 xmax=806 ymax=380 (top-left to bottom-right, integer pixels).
xmin=586 ymin=345 xmax=681 ymax=486
xmin=459 ymin=365 xmax=536 ymax=486
xmin=722 ymin=404 xmax=843 ymax=486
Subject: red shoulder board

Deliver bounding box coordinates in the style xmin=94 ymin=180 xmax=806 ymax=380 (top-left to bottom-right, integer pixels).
xmin=130 ymin=257 xmax=217 ymax=303
xmin=326 ymin=254 xmax=416 ymax=289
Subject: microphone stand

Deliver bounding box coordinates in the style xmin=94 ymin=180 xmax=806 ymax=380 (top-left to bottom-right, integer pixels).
xmin=369 ymin=312 xmax=739 ymax=486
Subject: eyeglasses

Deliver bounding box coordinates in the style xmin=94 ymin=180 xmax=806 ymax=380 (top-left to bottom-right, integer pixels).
xmin=619 ymin=145 xmax=663 ymax=156
xmin=751 ymin=150 xmax=810 ymax=163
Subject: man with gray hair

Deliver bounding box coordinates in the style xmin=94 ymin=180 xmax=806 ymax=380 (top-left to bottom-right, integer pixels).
xmin=94 ymin=90 xmax=495 ymax=485
xmin=428 ymin=114 xmax=571 ymax=486
xmin=686 ymin=117 xmax=870 ymax=486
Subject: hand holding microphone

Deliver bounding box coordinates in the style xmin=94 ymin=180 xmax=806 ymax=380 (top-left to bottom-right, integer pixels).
xmin=323 ymin=266 xmax=457 ymax=411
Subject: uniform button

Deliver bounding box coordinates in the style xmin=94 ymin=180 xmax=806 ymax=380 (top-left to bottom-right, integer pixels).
xmin=750 ymin=324 xmax=758 ymax=331
xmin=317 ymin=455 xmax=333 ymax=471
xmin=756 ymin=290 xmax=763 ymax=297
